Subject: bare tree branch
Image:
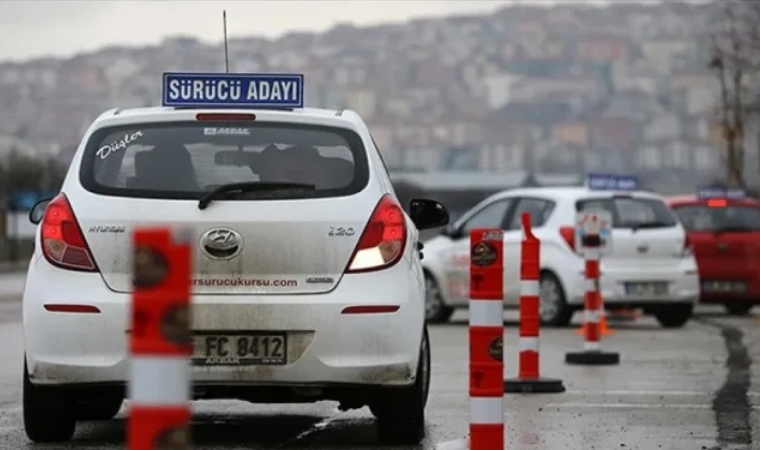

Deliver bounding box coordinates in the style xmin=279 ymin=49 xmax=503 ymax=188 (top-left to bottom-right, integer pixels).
xmin=707 ymin=0 xmax=760 ymax=188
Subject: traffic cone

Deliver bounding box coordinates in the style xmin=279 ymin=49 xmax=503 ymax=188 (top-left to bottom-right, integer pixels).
xmin=575 ymin=309 xmax=614 ymax=335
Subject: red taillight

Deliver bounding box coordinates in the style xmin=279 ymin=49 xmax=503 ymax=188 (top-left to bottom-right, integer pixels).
xmin=706 ymin=199 xmax=727 ymax=208
xmin=195 ymin=113 xmax=256 ymax=121
xmin=346 ymin=195 xmax=407 ymax=273
xmin=40 ymin=194 xmax=98 ymax=272
xmin=559 ymin=226 xmax=575 ymax=251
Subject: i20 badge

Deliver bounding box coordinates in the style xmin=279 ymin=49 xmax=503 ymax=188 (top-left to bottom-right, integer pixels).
xmin=200 ymin=228 xmax=243 ymax=260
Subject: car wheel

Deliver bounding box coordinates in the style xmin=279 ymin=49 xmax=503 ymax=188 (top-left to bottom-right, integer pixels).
xmin=23 ymin=359 xmax=76 ymax=443
xmin=372 ymin=325 xmax=429 ymax=445
xmin=424 ymin=272 xmax=453 ymax=323
xmin=75 ymin=393 xmax=124 ymax=421
xmin=654 ymin=304 xmax=694 ymax=328
xmin=724 ymin=304 xmax=754 ymax=316
xmin=539 ymin=271 xmax=573 ymax=327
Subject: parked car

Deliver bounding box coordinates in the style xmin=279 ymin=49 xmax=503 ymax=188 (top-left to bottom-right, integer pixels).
xmin=422 ymin=174 xmax=700 ymax=328
xmin=667 ymin=187 xmax=760 ymax=315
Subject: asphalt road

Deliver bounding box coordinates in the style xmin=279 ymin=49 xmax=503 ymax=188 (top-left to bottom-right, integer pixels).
xmin=0 ymin=273 xmax=758 ymax=449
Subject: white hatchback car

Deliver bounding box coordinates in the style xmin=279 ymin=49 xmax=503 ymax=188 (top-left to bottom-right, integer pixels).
xmin=21 ymin=72 xmax=449 ymax=445
xmin=422 ymin=184 xmax=700 ymax=328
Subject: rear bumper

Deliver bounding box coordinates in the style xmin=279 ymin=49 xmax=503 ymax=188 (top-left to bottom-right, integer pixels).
xmin=566 ymin=259 xmax=700 ymax=307
xmin=23 ymin=257 xmax=424 ymax=388
xmin=698 ymin=293 xmax=760 ymax=305
xmin=697 ymin=275 xmax=760 ymax=304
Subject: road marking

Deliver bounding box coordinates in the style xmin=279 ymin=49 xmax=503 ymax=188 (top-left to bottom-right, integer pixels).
xmin=546 ymin=402 xmax=760 ymax=410
xmin=436 ymin=438 xmax=469 ymax=450
xmin=565 ymin=390 xmax=760 ymax=398
xmin=546 ymin=402 xmax=712 ymax=409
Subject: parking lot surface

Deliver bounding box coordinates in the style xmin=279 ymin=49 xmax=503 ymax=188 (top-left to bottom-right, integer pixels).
xmin=0 ymin=278 xmax=757 ymax=449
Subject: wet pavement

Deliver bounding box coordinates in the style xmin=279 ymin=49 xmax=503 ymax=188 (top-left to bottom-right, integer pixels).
xmin=0 ymin=275 xmax=756 ymax=449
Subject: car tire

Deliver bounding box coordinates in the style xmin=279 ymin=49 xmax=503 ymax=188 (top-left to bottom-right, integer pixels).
xmin=724 ymin=304 xmax=754 ymax=316
xmin=539 ymin=271 xmax=574 ymax=327
xmin=654 ymin=304 xmax=694 ymax=328
xmin=424 ymin=271 xmax=453 ymax=324
xmin=372 ymin=325 xmax=429 ymax=445
xmin=75 ymin=393 xmax=124 ymax=421
xmin=23 ymin=360 xmax=76 ymax=443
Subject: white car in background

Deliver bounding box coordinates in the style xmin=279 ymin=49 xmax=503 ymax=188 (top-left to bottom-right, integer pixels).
xmin=421 ymin=182 xmax=700 ymax=328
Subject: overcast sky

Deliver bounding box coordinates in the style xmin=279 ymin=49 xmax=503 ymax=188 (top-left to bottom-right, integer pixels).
xmin=0 ymin=0 xmax=533 ymax=63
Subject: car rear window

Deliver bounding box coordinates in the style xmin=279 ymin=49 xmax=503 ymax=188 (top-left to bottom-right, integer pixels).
xmin=576 ymin=196 xmax=678 ymax=229
xmin=672 ymin=204 xmax=760 ymax=232
xmin=79 ymin=121 xmax=369 ymax=200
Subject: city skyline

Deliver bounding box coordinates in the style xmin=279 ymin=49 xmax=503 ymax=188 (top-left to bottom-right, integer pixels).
xmin=0 ymin=0 xmax=671 ymax=63
xmin=0 ymin=0 xmax=516 ymax=62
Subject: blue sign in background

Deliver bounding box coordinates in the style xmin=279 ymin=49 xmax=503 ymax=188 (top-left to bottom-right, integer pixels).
xmin=162 ymin=72 xmax=304 ymax=108
xmin=697 ymin=186 xmax=745 ymax=199
xmin=586 ymin=173 xmax=639 ymax=191
xmin=8 ymin=190 xmax=57 ymax=212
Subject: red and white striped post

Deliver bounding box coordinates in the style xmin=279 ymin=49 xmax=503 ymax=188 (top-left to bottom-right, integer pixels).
xmin=436 ymin=228 xmax=505 ymax=450
xmin=128 ymin=227 xmax=193 ymax=450
xmin=468 ymin=228 xmax=505 ymax=450
xmin=565 ymin=213 xmax=619 ymax=365
xmin=504 ymin=213 xmax=565 ymax=393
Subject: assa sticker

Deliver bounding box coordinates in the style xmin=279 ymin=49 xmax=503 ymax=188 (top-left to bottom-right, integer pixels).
xmin=471 ymin=241 xmax=497 ymax=267
xmin=488 ymin=336 xmax=503 ymax=362
xmin=204 ymin=127 xmax=250 ymax=136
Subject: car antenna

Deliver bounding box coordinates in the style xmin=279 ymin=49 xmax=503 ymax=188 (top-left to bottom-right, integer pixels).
xmin=223 ymin=10 xmax=230 ymax=72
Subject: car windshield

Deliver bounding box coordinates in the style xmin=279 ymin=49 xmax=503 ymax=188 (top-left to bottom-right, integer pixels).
xmin=672 ymin=204 xmax=760 ymax=232
xmin=576 ymin=196 xmax=678 ymax=229
xmin=80 ymin=121 xmax=369 ymax=200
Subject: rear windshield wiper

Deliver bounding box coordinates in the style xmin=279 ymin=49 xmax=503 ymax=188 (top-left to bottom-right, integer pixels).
xmin=630 ymin=221 xmax=674 ymax=232
xmin=198 ymin=181 xmax=316 ymax=210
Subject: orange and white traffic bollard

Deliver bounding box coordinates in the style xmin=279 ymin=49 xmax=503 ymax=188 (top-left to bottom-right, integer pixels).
xmin=504 ymin=213 xmax=565 ymax=393
xmin=565 ymin=217 xmax=619 ymax=366
xmin=128 ymin=227 xmax=193 ymax=450
xmin=468 ymin=228 xmax=505 ymax=450
xmin=435 ymin=228 xmax=505 ymax=450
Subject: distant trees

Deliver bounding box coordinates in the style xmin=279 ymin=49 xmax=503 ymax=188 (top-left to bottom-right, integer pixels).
xmin=0 ymin=147 xmax=67 ymax=203
xmin=708 ymin=0 xmax=760 ymax=188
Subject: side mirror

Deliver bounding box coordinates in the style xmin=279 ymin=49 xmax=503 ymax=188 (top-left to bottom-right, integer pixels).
xmin=29 ymin=198 xmax=52 ymax=225
xmin=409 ymin=198 xmax=450 ymax=230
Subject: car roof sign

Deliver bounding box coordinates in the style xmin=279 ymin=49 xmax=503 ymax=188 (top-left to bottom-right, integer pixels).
xmin=162 ymin=72 xmax=304 ymax=108
xmin=586 ymin=173 xmax=639 ymax=191
xmin=697 ymin=186 xmax=745 ymax=200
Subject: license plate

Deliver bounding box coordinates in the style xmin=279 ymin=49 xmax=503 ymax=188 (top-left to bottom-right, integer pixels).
xmin=702 ymin=281 xmax=746 ymax=292
xmin=624 ymin=282 xmax=669 ymax=297
xmin=192 ymin=333 xmax=287 ymax=366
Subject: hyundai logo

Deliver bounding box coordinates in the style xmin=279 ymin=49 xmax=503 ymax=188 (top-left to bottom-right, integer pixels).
xmin=200 ymin=228 xmax=243 ymax=260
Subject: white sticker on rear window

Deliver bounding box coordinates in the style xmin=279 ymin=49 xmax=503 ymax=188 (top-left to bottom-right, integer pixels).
xmin=97 ymin=130 xmax=144 ymax=160
xmin=203 ymin=127 xmax=250 ymax=136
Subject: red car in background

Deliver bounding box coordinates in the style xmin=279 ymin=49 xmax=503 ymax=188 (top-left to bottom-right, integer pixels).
xmin=666 ymin=188 xmax=760 ymax=316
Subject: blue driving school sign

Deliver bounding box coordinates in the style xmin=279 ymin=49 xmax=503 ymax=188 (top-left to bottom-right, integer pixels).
xmin=586 ymin=173 xmax=639 ymax=191
xmin=162 ymin=72 xmax=304 ymax=108
xmin=697 ymin=186 xmax=746 ymax=200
